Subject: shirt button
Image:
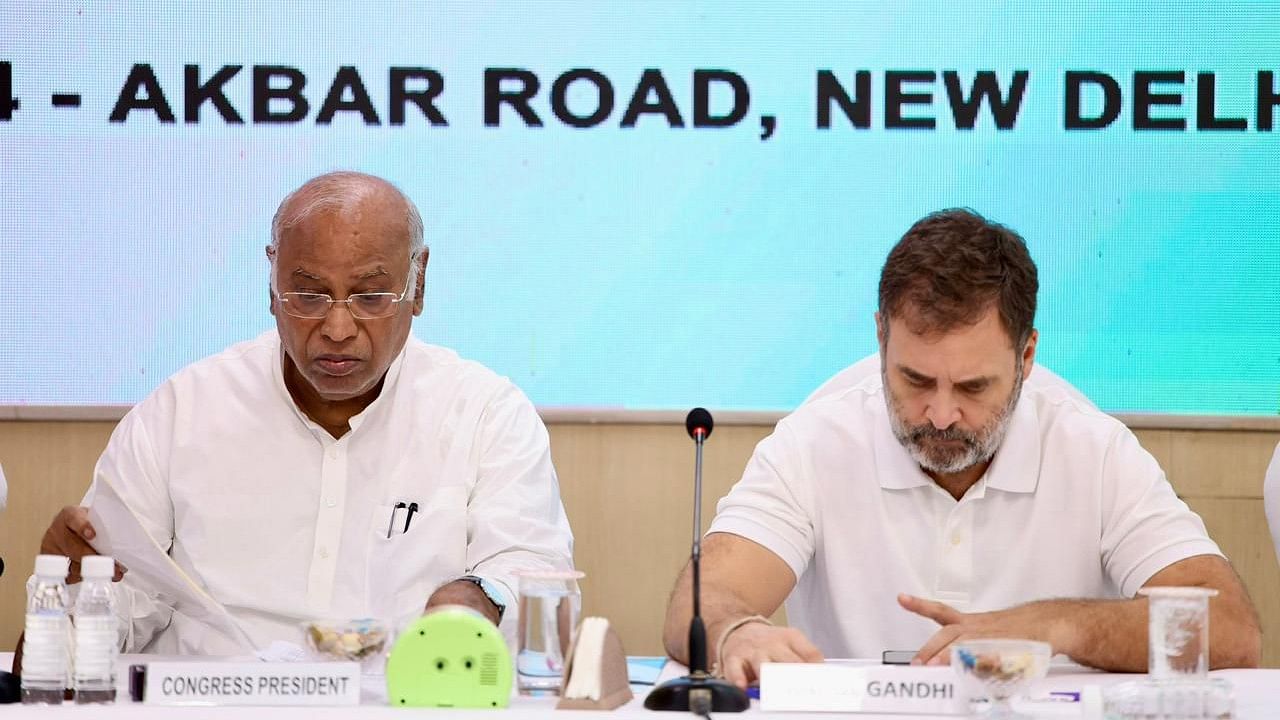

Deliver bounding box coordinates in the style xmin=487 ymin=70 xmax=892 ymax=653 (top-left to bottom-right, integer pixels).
xmin=950 ymin=533 xmax=962 ymax=546
xmin=318 ymin=547 xmax=330 ymax=559
xmin=328 ymin=447 xmax=339 ymax=459
xmin=325 ymin=499 xmax=337 ymax=508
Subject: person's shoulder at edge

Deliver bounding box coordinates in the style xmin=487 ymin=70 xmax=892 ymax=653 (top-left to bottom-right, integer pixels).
xmin=774 ymin=366 xmax=884 ymax=445
xmin=157 ymin=329 xmax=281 ymax=386
xmin=398 ymin=335 xmax=522 ymax=400
xmin=1020 ymin=379 xmax=1128 ymax=443
xmin=108 ymin=331 xmax=281 ymax=421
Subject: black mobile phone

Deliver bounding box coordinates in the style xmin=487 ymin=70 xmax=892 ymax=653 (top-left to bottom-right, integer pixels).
xmin=881 ymin=650 xmax=915 ymax=665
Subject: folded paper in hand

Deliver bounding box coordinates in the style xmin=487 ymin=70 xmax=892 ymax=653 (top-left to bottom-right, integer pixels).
xmin=87 ymin=474 xmax=255 ymax=654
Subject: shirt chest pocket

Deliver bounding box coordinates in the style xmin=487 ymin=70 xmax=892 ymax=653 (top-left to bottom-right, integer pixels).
xmin=367 ymin=485 xmax=470 ymax=619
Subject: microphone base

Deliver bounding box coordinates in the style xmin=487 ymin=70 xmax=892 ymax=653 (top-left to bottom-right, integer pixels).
xmin=643 ymin=672 xmax=750 ymax=713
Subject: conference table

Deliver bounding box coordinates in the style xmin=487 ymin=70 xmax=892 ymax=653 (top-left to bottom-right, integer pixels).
xmin=2 ymin=654 xmax=1277 ymax=718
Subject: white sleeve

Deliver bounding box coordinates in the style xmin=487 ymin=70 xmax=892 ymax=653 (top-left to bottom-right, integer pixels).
xmin=0 ymin=461 xmax=7 ymax=513
xmin=464 ymin=382 xmax=574 ymax=640
xmin=82 ymin=385 xmax=179 ymax=652
xmin=1099 ymin=428 xmax=1223 ymax=597
xmin=1265 ymin=442 xmax=1280 ymax=565
xmin=707 ymin=421 xmax=816 ymax=581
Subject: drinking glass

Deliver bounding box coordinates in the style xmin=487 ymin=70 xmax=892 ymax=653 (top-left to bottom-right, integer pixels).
xmin=1139 ymin=586 xmax=1217 ymax=681
xmin=515 ymin=570 xmax=583 ymax=695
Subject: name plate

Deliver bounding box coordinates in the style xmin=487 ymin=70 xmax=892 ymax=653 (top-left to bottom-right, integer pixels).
xmin=141 ymin=661 xmax=361 ymax=706
xmin=760 ymin=663 xmax=964 ymax=714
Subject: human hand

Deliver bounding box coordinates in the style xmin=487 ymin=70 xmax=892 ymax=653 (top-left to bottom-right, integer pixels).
xmin=718 ymin=621 xmax=823 ymax=689
xmin=425 ymin=579 xmax=502 ymax=626
xmin=898 ymin=593 xmax=1057 ymax=666
xmin=39 ymin=506 xmax=125 ymax=583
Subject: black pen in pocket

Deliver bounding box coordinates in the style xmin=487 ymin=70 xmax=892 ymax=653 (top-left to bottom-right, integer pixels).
xmin=386 ymin=501 xmax=407 ymax=539
xmin=403 ymin=502 xmax=419 ymax=533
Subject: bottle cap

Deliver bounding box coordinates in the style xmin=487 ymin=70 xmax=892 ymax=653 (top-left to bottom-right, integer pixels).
xmin=81 ymin=555 xmax=115 ymax=579
xmin=34 ymin=554 xmax=70 ymax=578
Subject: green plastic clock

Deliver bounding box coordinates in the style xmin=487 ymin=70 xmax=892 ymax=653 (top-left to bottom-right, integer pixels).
xmin=385 ymin=605 xmax=513 ymax=709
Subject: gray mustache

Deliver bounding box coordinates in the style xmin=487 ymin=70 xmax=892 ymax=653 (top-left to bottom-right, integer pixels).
xmin=907 ymin=426 xmax=977 ymax=445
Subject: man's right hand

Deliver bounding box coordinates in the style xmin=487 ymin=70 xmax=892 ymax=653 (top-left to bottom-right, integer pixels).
xmin=717 ymin=621 xmax=823 ymax=689
xmin=39 ymin=506 xmax=125 ymax=583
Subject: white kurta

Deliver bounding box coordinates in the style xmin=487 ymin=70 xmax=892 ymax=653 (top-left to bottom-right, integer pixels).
xmin=709 ymin=366 xmax=1222 ymax=658
xmin=85 ymin=330 xmax=574 ymax=654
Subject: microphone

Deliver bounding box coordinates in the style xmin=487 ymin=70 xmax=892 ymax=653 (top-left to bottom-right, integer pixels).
xmin=645 ymin=409 xmax=749 ymax=714
xmin=686 ymin=407 xmax=713 ymax=441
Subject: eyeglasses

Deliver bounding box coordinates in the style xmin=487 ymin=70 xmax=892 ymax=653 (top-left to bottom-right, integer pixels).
xmin=276 ymin=285 xmax=411 ymax=320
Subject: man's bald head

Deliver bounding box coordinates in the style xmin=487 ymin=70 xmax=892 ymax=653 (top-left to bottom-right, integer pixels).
xmin=269 ymin=171 xmax=426 ymax=294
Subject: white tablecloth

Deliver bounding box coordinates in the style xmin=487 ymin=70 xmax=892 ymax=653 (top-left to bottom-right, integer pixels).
xmin=3 ymin=654 xmax=1277 ymax=718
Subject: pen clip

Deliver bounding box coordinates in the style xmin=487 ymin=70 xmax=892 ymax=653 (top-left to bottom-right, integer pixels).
xmin=403 ymin=502 xmax=419 ymax=533
xmin=386 ymin=501 xmax=407 ymax=539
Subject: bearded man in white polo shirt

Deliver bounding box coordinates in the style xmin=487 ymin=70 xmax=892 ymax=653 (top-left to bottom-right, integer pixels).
xmin=663 ymin=209 xmax=1260 ymax=688
xmin=38 ymin=171 xmax=574 ymax=654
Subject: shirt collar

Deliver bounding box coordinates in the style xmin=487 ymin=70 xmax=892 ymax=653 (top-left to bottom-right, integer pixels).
xmin=983 ymin=392 xmax=1040 ymax=493
xmin=872 ymin=386 xmax=1041 ymax=494
xmin=347 ymin=341 xmax=408 ymax=432
xmin=872 ymin=394 xmax=936 ymax=490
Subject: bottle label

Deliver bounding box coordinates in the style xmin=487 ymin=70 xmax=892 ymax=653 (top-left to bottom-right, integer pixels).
xmin=23 ymin=613 xmax=69 ymax=682
xmin=74 ymin=615 xmax=119 ymax=679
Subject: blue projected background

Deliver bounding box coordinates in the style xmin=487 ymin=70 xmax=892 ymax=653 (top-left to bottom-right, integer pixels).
xmin=0 ymin=2 xmax=1277 ymax=414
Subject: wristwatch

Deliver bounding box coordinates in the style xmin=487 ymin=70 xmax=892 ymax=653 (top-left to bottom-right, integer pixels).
xmin=456 ymin=575 xmax=507 ymax=623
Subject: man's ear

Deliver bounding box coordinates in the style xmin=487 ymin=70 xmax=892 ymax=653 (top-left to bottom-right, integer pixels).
xmin=1021 ymin=328 xmax=1039 ymax=380
xmin=412 ymin=248 xmax=429 ymax=315
xmin=265 ymin=245 xmax=276 ymax=316
xmin=875 ymin=312 xmax=888 ymax=352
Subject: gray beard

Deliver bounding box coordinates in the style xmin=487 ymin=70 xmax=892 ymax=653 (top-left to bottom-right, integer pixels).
xmin=885 ymin=363 xmax=1023 ymax=476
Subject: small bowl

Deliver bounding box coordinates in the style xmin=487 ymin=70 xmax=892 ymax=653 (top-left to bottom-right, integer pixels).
xmin=301 ymin=617 xmax=391 ymax=664
xmin=951 ymin=639 xmax=1051 ymax=718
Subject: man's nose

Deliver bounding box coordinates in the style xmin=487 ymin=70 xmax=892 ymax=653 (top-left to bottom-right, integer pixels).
xmin=925 ymin=391 xmax=962 ymax=430
xmin=320 ymin=301 xmax=358 ymax=342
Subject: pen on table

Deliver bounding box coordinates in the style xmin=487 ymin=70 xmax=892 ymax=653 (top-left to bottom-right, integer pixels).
xmin=386 ymin=501 xmax=407 ymax=539
xmin=403 ymin=502 xmax=419 ymax=533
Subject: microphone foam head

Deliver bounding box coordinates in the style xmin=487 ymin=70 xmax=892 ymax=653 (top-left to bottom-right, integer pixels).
xmin=685 ymin=407 xmax=714 ymax=440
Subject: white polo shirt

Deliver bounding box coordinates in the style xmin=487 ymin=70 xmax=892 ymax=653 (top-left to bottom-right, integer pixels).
xmin=1264 ymin=442 xmax=1280 ymax=565
xmin=85 ymin=330 xmax=574 ymax=654
xmin=709 ymin=369 xmax=1222 ymax=658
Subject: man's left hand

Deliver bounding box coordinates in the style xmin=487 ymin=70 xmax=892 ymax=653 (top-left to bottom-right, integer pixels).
xmin=898 ymin=593 xmax=1059 ymax=665
xmin=425 ymin=580 xmax=502 ymax=626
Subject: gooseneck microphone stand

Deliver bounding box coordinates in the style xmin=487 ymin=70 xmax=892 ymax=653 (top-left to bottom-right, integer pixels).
xmin=645 ymin=408 xmax=750 ymax=715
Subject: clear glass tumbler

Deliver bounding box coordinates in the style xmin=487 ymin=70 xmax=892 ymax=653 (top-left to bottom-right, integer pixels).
xmin=515 ymin=569 xmax=584 ymax=695
xmin=1139 ymin=586 xmax=1217 ymax=681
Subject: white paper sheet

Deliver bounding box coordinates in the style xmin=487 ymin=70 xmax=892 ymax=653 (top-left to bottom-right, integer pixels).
xmin=87 ymin=475 xmax=256 ymax=652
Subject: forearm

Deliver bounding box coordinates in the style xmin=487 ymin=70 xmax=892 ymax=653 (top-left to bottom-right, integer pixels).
xmin=1036 ymin=598 xmax=1147 ymax=671
xmin=662 ymin=563 xmax=762 ymax=665
xmin=1028 ymin=595 xmax=1259 ymax=671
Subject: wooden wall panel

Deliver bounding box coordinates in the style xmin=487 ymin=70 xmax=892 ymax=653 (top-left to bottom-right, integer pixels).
xmin=1169 ymin=431 xmax=1278 ymax=499
xmin=548 ymin=423 xmax=771 ymax=658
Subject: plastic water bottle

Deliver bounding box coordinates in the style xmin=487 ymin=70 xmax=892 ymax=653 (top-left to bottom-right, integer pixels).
xmin=21 ymin=554 xmax=71 ymax=704
xmin=73 ymin=555 xmax=119 ymax=703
